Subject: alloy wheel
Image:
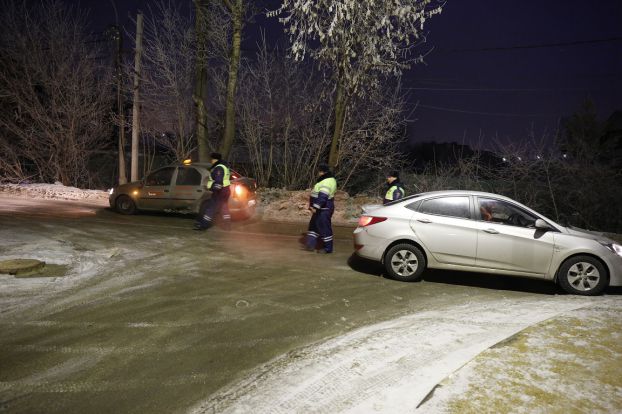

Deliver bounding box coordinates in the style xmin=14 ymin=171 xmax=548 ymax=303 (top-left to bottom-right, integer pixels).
xmin=566 ymin=262 xmax=600 ymax=291
xmin=390 ymin=250 xmax=419 ymax=277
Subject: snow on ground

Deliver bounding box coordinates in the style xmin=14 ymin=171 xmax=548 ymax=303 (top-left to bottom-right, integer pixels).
xmin=191 ymin=295 xmax=621 ymax=414
xmin=0 ymin=226 xmax=145 ymax=317
xmin=419 ymin=305 xmax=622 ymax=413
xmin=0 ymin=182 xmax=108 ymax=202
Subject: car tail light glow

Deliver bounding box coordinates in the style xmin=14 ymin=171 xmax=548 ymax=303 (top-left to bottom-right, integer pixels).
xmin=358 ymin=216 xmax=387 ymax=227
xmin=233 ymin=184 xmax=245 ymax=198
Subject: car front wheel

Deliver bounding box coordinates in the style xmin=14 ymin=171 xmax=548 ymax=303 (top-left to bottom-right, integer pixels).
xmin=557 ymin=255 xmax=607 ymax=296
xmin=384 ymin=243 xmax=426 ymax=282
xmin=115 ymin=195 xmax=137 ymax=215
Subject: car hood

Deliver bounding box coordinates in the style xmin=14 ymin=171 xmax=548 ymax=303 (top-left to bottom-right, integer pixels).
xmin=562 ymin=226 xmax=616 ymax=244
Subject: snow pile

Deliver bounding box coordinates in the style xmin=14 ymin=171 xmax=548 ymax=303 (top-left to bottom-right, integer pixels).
xmin=0 ymin=183 xmax=108 ymax=202
xmin=258 ymin=188 xmax=379 ymax=225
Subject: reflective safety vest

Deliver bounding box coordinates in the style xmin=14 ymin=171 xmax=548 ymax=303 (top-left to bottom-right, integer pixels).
xmin=207 ymin=162 xmax=231 ymax=190
xmin=384 ymin=184 xmax=405 ymax=203
xmin=310 ymin=176 xmax=337 ymax=209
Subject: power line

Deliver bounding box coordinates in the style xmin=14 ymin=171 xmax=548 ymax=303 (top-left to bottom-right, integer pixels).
xmin=404 ymin=86 xmax=604 ymax=92
xmin=440 ymin=36 xmax=622 ymax=53
xmin=416 ymin=103 xmax=555 ymax=117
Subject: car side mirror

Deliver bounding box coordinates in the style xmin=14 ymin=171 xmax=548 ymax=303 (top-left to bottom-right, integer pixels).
xmin=534 ymin=219 xmax=551 ymax=230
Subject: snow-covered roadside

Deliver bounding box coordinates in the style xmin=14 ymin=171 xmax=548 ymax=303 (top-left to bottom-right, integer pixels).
xmin=191 ymin=296 xmax=620 ymax=413
xmin=0 ymin=183 xmax=108 ymax=203
xmin=0 ymin=182 xmax=376 ymax=224
xmin=419 ymin=305 xmax=622 ymax=413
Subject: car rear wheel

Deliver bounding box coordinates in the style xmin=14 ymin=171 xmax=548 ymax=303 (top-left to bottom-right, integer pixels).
xmin=557 ymin=255 xmax=607 ymax=296
xmin=115 ymin=195 xmax=136 ymax=215
xmin=384 ymin=243 xmax=426 ymax=282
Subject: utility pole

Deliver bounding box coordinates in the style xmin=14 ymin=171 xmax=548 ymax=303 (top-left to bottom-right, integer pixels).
xmin=113 ymin=25 xmax=127 ymax=184
xmin=130 ymin=12 xmax=144 ymax=182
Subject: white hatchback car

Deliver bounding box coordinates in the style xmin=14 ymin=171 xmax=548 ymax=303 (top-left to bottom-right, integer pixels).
xmin=353 ymin=190 xmax=622 ymax=295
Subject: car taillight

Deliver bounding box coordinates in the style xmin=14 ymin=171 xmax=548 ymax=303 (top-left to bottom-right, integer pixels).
xmin=358 ymin=216 xmax=387 ymax=227
xmin=232 ymin=184 xmax=245 ymax=198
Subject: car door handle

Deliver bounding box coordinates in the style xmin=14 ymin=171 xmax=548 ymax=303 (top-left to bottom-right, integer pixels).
xmin=416 ymin=218 xmax=432 ymax=223
xmin=483 ymin=228 xmax=499 ymax=234
xmin=164 ymin=189 xmax=169 ymax=193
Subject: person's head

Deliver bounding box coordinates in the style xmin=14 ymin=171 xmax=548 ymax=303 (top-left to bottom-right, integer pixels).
xmin=386 ymin=170 xmax=399 ymax=184
xmin=317 ymin=163 xmax=330 ymax=177
xmin=210 ymin=152 xmax=222 ymax=164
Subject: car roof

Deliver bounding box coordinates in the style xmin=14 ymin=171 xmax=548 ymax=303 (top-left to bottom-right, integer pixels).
xmin=413 ymin=190 xmax=516 ymax=202
xmin=169 ymin=162 xmax=242 ymax=175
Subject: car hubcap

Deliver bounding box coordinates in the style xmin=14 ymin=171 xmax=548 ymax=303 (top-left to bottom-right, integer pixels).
xmin=567 ymin=262 xmax=600 ymax=291
xmin=391 ymin=250 xmax=418 ymax=276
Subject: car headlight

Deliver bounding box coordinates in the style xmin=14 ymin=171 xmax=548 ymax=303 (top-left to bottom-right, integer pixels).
xmin=108 ymin=188 xmax=114 ymax=195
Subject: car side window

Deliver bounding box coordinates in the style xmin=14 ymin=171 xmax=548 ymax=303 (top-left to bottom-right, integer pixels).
xmin=419 ymin=196 xmax=470 ymax=219
xmin=477 ymin=198 xmax=537 ymax=228
xmin=176 ymin=167 xmax=202 ymax=186
xmin=145 ymin=167 xmax=175 ymax=186
xmin=405 ymin=200 xmax=421 ymax=211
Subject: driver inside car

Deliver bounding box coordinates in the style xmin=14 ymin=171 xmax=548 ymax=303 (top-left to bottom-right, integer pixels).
xmin=479 ymin=202 xmax=494 ymax=221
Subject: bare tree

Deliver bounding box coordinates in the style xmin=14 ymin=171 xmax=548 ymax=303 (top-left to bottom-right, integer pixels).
xmin=193 ymin=0 xmax=233 ymax=161
xmin=238 ymin=36 xmax=331 ymax=188
xmin=336 ymin=83 xmax=409 ymax=189
xmin=238 ymin=35 xmax=410 ymax=192
xmin=0 ymin=0 xmax=113 ymax=186
xmin=137 ymin=1 xmax=197 ymax=163
xmin=194 ymin=0 xmax=211 ymax=162
xmin=220 ymin=0 xmax=245 ymax=159
xmin=270 ymin=0 xmax=444 ymax=168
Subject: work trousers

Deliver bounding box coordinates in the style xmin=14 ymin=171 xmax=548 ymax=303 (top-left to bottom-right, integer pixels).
xmin=196 ymin=187 xmax=231 ymax=229
xmin=305 ymin=208 xmax=334 ymax=253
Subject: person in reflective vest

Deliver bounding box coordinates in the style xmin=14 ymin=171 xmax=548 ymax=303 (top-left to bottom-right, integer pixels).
xmin=194 ymin=152 xmax=232 ymax=230
xmin=383 ymin=170 xmax=405 ymax=205
xmin=304 ymin=163 xmax=337 ymax=253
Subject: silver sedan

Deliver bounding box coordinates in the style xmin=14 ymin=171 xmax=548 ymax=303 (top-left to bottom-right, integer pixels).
xmin=353 ymin=190 xmax=622 ymax=295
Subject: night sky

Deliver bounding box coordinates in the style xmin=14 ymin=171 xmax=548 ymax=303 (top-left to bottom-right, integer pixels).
xmin=77 ymin=0 xmax=621 ymax=150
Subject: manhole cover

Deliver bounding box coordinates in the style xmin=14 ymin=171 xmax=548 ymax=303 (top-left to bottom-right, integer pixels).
xmin=0 ymin=259 xmax=46 ymax=276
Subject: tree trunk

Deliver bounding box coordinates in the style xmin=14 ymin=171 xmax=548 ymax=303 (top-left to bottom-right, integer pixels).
xmin=221 ymin=0 xmax=242 ymax=159
xmin=115 ymin=27 xmax=127 ymax=184
xmin=194 ymin=0 xmax=210 ymax=162
xmin=130 ymin=12 xmax=144 ymax=182
xmin=328 ymin=79 xmax=347 ymax=168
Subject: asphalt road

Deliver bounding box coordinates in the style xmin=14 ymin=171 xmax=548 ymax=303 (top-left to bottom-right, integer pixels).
xmin=0 ymin=197 xmax=620 ymax=413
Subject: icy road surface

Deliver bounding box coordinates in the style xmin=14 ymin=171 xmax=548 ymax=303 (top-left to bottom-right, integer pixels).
xmin=0 ymin=193 xmax=620 ymax=413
